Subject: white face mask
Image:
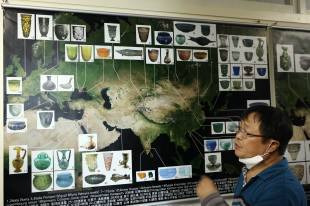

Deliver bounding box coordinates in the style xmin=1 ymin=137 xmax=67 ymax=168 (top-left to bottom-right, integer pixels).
xmin=239 ymin=143 xmax=271 ymax=169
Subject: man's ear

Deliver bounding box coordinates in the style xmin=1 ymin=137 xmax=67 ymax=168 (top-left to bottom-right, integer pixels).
xmin=269 ymin=140 xmax=280 ymax=153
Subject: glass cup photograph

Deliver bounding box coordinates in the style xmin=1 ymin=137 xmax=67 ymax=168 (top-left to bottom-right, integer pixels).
xmin=80 ymin=45 xmax=93 ymax=62
xmin=20 ymin=14 xmax=32 ymax=38
xmin=66 ymin=44 xmax=78 ymax=61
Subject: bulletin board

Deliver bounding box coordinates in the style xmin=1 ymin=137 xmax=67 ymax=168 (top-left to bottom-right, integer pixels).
xmin=3 ymin=7 xmax=270 ymax=205
xmin=271 ymin=28 xmax=310 ymax=188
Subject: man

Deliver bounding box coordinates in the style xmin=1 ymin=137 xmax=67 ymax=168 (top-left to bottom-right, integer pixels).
xmin=197 ymin=105 xmax=307 ymax=206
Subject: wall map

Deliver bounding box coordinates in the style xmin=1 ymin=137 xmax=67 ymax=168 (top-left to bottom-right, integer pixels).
xmin=3 ymin=8 xmax=270 ymax=205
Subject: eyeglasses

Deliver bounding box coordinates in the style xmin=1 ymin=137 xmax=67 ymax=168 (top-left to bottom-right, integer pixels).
xmin=236 ymin=126 xmax=264 ymax=138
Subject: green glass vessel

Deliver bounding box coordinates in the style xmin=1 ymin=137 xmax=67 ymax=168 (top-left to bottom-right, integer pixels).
xmin=34 ymin=152 xmax=51 ymax=170
xmin=33 ymin=174 xmax=52 ymax=190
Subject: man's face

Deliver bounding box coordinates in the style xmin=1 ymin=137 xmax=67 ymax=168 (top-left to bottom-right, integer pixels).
xmin=234 ymin=112 xmax=271 ymax=158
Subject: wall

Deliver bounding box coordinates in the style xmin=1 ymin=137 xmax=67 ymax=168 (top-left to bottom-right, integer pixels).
xmin=3 ymin=0 xmax=310 ymax=26
xmin=0 ymin=6 xmax=4 ymax=206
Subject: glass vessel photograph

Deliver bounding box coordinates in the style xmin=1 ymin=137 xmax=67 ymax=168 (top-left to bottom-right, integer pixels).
xmin=19 ymin=13 xmax=33 ymax=38
xmin=80 ymin=45 xmax=93 ymax=62
xmin=38 ymin=17 xmax=50 ymax=37
xmin=66 ymin=44 xmax=78 ymax=61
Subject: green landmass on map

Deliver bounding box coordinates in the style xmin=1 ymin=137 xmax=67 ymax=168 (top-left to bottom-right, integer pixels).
xmin=5 ymin=13 xmax=218 ymax=154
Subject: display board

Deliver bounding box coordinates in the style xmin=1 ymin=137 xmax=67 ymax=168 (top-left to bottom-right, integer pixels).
xmin=3 ymin=8 xmax=270 ymax=205
xmin=272 ymin=28 xmax=310 ymax=188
